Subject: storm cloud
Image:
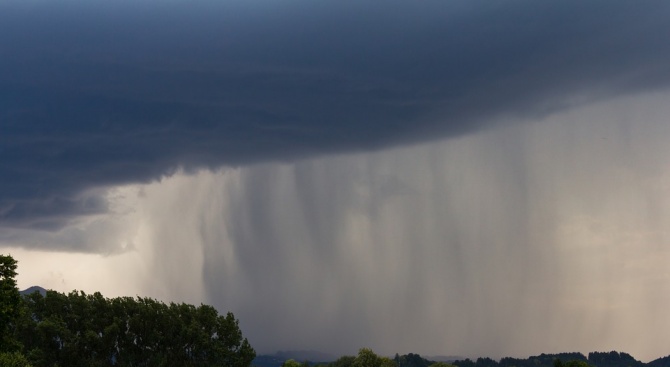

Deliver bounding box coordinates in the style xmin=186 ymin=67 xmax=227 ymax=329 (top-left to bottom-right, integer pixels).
xmin=2 ymin=0 xmax=670 ymax=230
xmin=3 ymin=1 xmax=670 ymax=361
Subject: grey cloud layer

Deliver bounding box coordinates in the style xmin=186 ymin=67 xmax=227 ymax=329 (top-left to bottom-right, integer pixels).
xmin=2 ymin=0 xmax=670 ymax=231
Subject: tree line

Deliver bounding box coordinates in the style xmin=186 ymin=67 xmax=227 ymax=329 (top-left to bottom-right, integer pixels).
xmin=452 ymin=351 xmax=651 ymax=367
xmin=272 ymin=350 xmax=670 ymax=367
xmin=0 ymin=254 xmax=255 ymax=367
xmin=278 ymin=349 xmax=455 ymax=367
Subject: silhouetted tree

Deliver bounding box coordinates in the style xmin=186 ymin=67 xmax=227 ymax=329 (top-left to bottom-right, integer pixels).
xmin=13 ymin=289 xmax=255 ymax=366
xmin=0 ymin=254 xmax=22 ymax=352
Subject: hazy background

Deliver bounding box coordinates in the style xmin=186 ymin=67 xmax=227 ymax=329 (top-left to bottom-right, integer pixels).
xmin=2 ymin=0 xmax=670 ymax=361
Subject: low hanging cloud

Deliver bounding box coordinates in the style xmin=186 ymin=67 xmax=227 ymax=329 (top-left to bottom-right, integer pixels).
xmin=2 ymin=0 xmax=670 ymax=233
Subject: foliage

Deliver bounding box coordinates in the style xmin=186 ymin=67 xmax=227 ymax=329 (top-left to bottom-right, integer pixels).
xmin=0 ymin=254 xmax=254 ymax=366
xmin=12 ymin=289 xmax=255 ymax=367
xmin=353 ymin=348 xmax=382 ymax=367
xmin=283 ymin=360 xmax=310 ymax=367
xmin=0 ymin=352 xmax=33 ymax=367
xmin=348 ymin=348 xmax=397 ymax=367
xmin=0 ymin=254 xmax=22 ymax=352
xmin=588 ymin=352 xmax=643 ymax=367
xmin=256 ymin=350 xmax=670 ymax=367
xmin=554 ymin=360 xmax=592 ymax=367
xmin=648 ymin=356 xmax=670 ymax=367
xmin=395 ymin=353 xmax=433 ymax=367
xmin=455 ymin=354 xmax=592 ymax=367
xmin=332 ymin=355 xmax=357 ymax=367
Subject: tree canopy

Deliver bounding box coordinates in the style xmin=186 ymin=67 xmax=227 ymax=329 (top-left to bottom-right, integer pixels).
xmin=0 ymin=254 xmax=22 ymax=352
xmin=1 ymin=254 xmax=255 ymax=367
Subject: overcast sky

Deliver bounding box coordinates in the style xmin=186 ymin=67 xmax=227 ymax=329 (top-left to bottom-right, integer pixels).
xmin=2 ymin=0 xmax=670 ymax=361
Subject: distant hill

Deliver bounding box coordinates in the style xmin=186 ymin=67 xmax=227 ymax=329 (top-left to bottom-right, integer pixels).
xmin=252 ymin=354 xmax=287 ymax=367
xmin=20 ymin=285 xmax=47 ymax=296
xmin=274 ymin=350 xmax=336 ymax=362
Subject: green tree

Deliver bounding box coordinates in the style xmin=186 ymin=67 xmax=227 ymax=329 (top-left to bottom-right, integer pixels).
xmin=6 ymin=254 xmax=255 ymax=366
xmin=352 ymin=348 xmax=396 ymax=367
xmin=0 ymin=254 xmax=22 ymax=352
xmin=0 ymin=352 xmax=33 ymax=367
xmin=13 ymin=288 xmax=255 ymax=367
xmin=565 ymin=361 xmax=591 ymax=367
xmin=380 ymin=357 xmax=397 ymax=367
xmin=395 ymin=353 xmax=432 ymax=367
xmin=353 ymin=348 xmax=382 ymax=367
xmin=333 ymin=355 xmax=357 ymax=367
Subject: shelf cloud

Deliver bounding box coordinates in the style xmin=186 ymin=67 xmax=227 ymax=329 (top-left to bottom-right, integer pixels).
xmin=2 ymin=0 xmax=670 ymax=229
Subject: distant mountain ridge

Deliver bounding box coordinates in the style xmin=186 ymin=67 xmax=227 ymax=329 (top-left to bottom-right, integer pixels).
xmin=19 ymin=285 xmax=47 ymax=296
xmin=252 ymin=350 xmax=336 ymax=367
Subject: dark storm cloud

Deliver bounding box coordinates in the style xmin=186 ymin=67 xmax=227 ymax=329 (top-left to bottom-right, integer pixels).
xmin=2 ymin=0 xmax=670 ymax=230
